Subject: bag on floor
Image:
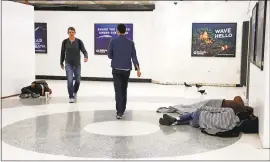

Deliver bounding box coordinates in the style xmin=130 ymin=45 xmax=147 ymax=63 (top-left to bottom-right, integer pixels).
xmin=237 ymin=116 xmax=259 ymax=133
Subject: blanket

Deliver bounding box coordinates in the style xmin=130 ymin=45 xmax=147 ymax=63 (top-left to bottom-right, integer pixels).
xmin=156 ymin=99 xmax=224 ymax=115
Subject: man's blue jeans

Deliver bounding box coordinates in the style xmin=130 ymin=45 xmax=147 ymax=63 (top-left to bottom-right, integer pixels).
xmin=65 ymin=63 xmax=81 ymax=99
xmin=178 ymin=112 xmax=194 ymax=122
xmin=178 ymin=111 xmax=200 ymax=128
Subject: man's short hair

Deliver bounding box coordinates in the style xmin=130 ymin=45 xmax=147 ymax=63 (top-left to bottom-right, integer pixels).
xmin=68 ymin=27 xmax=76 ymax=32
xmin=117 ymin=24 xmax=126 ymax=34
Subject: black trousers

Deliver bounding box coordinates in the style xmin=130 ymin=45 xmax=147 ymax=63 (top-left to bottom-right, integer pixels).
xmin=112 ymin=69 xmax=131 ymax=115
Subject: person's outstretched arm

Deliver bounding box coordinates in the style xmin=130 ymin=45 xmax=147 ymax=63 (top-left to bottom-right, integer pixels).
xmin=108 ymin=39 xmax=113 ymax=59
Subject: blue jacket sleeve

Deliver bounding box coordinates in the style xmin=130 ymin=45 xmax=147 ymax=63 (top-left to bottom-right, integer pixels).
xmin=108 ymin=39 xmax=113 ymax=59
xmin=131 ymin=42 xmax=140 ymax=70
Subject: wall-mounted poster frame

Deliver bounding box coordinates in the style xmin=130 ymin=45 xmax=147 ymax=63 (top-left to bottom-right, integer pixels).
xmin=191 ymin=23 xmax=237 ymax=57
xmin=254 ymin=0 xmax=267 ymax=71
xmin=35 ymin=23 xmax=47 ymax=54
xmin=94 ymin=23 xmax=133 ymax=55
xmin=249 ymin=3 xmax=258 ymax=64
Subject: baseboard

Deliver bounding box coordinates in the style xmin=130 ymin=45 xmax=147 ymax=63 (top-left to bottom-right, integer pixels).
xmin=1 ymin=94 xmax=20 ymax=99
xmin=35 ymin=75 xmax=152 ymax=83
xmin=152 ymin=80 xmax=243 ymax=87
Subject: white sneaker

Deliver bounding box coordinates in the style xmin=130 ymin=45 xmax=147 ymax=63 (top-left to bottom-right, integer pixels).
xmin=69 ymin=98 xmax=75 ymax=103
xmin=74 ymin=93 xmax=77 ymax=99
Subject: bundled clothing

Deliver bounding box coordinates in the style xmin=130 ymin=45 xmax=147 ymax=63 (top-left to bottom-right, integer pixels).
xmin=197 ymin=106 xmax=240 ymax=133
xmin=156 ymin=98 xmax=249 ymax=115
xmin=156 ymin=99 xmax=224 ymax=114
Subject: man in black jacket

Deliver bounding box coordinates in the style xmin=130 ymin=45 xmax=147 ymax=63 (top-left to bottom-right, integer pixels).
xmin=60 ymin=27 xmax=88 ymax=103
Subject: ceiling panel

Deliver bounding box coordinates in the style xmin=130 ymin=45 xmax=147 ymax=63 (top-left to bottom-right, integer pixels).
xmin=16 ymin=0 xmax=153 ymax=5
xmin=12 ymin=0 xmax=155 ymax=11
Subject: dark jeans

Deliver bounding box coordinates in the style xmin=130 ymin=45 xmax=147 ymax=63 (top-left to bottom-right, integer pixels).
xmin=112 ymin=69 xmax=131 ymax=115
xmin=66 ymin=63 xmax=81 ymax=98
xmin=177 ymin=111 xmax=200 ymax=127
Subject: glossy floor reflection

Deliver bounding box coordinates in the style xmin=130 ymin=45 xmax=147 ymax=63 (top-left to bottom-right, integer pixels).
xmin=2 ymin=108 xmax=241 ymax=159
xmin=1 ymin=81 xmax=269 ymax=160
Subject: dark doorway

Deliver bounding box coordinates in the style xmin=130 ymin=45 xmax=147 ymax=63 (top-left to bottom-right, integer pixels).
xmin=240 ymin=21 xmax=250 ymax=86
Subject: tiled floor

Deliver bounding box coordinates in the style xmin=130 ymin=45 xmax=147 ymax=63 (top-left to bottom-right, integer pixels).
xmin=1 ymin=80 xmax=269 ymax=160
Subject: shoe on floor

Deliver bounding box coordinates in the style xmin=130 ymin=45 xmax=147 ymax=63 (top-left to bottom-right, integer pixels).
xmin=69 ymin=98 xmax=75 ymax=103
xmin=163 ymin=114 xmax=177 ymax=125
xmin=31 ymin=93 xmax=40 ymax=98
xmin=19 ymin=94 xmax=31 ymax=99
xmin=159 ymin=118 xmax=172 ymax=126
xmin=116 ymin=114 xmax=122 ymax=119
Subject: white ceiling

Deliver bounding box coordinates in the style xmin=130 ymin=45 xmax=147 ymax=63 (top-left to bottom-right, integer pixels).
xmin=18 ymin=1 xmax=153 ymax=5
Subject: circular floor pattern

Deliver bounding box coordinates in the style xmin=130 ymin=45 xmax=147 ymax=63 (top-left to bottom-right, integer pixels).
xmin=2 ymin=109 xmax=241 ymax=159
xmin=84 ymin=121 xmax=160 ymax=136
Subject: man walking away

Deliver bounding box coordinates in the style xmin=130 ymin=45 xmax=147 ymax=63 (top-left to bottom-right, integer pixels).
xmin=108 ymin=24 xmax=141 ymax=119
xmin=60 ymin=27 xmax=88 ymax=103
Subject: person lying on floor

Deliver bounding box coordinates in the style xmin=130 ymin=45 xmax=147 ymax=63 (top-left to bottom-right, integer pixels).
xmin=159 ymin=106 xmax=240 ymax=130
xmin=159 ymin=96 xmax=256 ymax=135
xmin=157 ymin=96 xmax=253 ymax=115
xmin=19 ymin=80 xmax=52 ymax=98
xmin=159 ymin=105 xmax=257 ymax=136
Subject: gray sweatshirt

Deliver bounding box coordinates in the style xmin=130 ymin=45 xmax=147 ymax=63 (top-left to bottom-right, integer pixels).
xmin=60 ymin=38 xmax=88 ymax=66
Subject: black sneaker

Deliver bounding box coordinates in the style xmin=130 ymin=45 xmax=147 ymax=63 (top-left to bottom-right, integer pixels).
xmin=116 ymin=114 xmax=122 ymax=119
xmin=31 ymin=93 xmax=40 ymax=98
xmin=163 ymin=114 xmax=177 ymax=125
xmin=159 ymin=118 xmax=172 ymax=126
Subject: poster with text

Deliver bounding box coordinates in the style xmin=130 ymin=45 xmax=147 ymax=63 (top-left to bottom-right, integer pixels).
xmin=35 ymin=23 xmax=47 ymax=54
xmin=191 ymin=23 xmax=237 ymax=57
xmin=255 ymin=0 xmax=267 ymax=70
xmin=94 ymin=23 xmax=133 ymax=55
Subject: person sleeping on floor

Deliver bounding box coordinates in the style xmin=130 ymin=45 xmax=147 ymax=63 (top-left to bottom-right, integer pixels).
xmin=19 ymin=80 xmax=52 ymax=98
xmin=158 ymin=96 xmax=258 ymax=136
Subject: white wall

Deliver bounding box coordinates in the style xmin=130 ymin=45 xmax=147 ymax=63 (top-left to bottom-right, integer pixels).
xmin=0 ymin=0 xmax=2 ymax=98
xmin=248 ymin=1 xmax=270 ymax=149
xmin=34 ymin=11 xmax=153 ymax=79
xmin=152 ymin=1 xmax=251 ymax=84
xmin=2 ymin=1 xmax=35 ymax=97
xmin=35 ymin=1 xmax=251 ymax=84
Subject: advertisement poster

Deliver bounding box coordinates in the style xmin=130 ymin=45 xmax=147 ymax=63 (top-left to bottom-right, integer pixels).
xmin=35 ymin=23 xmax=47 ymax=53
xmin=255 ymin=0 xmax=267 ymax=70
xmin=94 ymin=23 xmax=133 ymax=55
xmin=191 ymin=23 xmax=237 ymax=57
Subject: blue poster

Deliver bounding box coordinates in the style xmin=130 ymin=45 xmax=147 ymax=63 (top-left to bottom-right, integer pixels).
xmin=191 ymin=23 xmax=237 ymax=57
xmin=35 ymin=23 xmax=47 ymax=53
xmin=94 ymin=23 xmax=133 ymax=55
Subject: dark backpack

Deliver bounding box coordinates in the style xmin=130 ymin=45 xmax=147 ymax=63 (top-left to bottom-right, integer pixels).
xmin=236 ymin=116 xmax=259 ymax=133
